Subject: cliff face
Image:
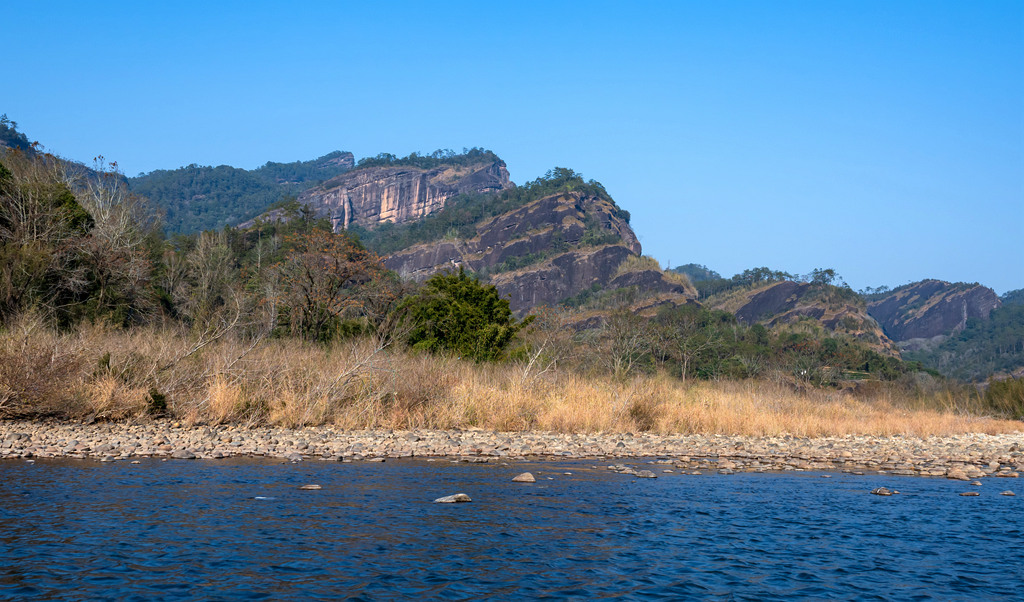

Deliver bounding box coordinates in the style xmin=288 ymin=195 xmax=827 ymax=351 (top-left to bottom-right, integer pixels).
xmin=383 ymin=191 xmax=688 ymax=314
xmin=867 ymin=279 xmax=1001 ymax=342
xmin=715 ymin=281 xmax=896 ymax=354
xmin=298 ymin=160 xmax=511 ymax=232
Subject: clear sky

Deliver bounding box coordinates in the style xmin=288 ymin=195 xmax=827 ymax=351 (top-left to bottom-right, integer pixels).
xmin=7 ymin=1 xmax=1023 ymax=294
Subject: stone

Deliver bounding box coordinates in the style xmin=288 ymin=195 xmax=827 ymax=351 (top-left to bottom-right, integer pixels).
xmin=1000 ymin=491 xmax=1015 ymax=496
xmin=871 ymin=487 xmax=893 ymax=496
xmin=434 ymin=493 xmax=472 ymax=503
xmin=635 ymin=470 xmax=657 ymax=478
xmin=298 ymin=484 xmax=322 ymax=490
xmin=960 ymin=492 xmax=980 ymax=496
xmin=171 ymin=450 xmax=196 ymax=459
xmin=284 ymin=452 xmax=303 ymax=462
xmin=512 ymin=472 xmax=536 ymax=483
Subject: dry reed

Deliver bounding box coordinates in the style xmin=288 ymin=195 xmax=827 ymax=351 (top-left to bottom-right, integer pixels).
xmin=0 ymin=319 xmax=1020 ymax=436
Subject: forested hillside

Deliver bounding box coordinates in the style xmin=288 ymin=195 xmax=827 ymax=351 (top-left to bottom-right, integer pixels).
xmin=129 ymin=151 xmax=354 ymax=234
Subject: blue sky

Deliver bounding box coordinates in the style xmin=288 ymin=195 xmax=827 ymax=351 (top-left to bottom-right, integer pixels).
xmin=7 ymin=1 xmax=1023 ymax=293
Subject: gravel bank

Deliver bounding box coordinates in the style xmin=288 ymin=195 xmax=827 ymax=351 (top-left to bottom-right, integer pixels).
xmin=2 ymin=420 xmax=1022 ymax=479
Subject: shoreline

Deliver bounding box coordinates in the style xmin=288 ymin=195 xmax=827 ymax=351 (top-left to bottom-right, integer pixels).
xmin=2 ymin=420 xmax=1022 ymax=480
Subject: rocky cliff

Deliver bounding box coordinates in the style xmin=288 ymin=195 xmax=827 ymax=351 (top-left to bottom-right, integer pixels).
xmin=712 ymin=281 xmax=896 ymax=354
xmin=867 ymin=279 xmax=1001 ymax=342
xmin=383 ymin=190 xmax=690 ymax=314
xmin=295 ymin=159 xmax=511 ymax=232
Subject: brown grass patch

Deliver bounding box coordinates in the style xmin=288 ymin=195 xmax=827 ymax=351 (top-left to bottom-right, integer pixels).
xmin=0 ymin=318 xmax=1020 ymax=436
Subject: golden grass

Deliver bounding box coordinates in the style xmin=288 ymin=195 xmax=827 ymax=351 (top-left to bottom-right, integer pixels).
xmin=0 ymin=318 xmax=1020 ymax=436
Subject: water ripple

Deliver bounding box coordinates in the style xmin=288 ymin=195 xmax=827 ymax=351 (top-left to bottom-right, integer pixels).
xmin=1 ymin=458 xmax=1022 ymax=600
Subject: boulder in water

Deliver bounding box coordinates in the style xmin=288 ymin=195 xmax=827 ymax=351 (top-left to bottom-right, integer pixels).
xmin=434 ymin=493 xmax=472 ymax=503
xmin=512 ymin=472 xmax=536 ymax=483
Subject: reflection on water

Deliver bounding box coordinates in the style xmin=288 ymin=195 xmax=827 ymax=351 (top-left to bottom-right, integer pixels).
xmin=1 ymin=457 xmax=1021 ymax=600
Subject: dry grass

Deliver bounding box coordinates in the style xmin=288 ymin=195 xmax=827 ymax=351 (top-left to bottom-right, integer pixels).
xmin=0 ymin=318 xmax=1020 ymax=436
xmin=614 ymin=254 xmax=662 ymax=278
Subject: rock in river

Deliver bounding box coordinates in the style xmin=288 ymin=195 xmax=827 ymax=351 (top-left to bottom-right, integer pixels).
xmin=298 ymin=484 xmax=322 ymax=490
xmin=434 ymin=493 xmax=472 ymax=503
xmin=512 ymin=472 xmax=536 ymax=483
xmin=871 ymin=487 xmax=893 ymax=496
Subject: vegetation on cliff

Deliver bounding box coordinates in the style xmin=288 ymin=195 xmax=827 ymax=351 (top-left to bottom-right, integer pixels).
xmin=352 ymin=147 xmax=500 ymax=171
xmin=129 ymin=151 xmax=354 ymax=234
xmin=350 ymin=167 xmax=625 ymax=256
xmin=903 ymin=303 xmax=1024 ymax=381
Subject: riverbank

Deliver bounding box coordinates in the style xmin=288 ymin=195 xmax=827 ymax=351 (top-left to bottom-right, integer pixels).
xmin=3 ymin=420 xmax=1021 ymax=480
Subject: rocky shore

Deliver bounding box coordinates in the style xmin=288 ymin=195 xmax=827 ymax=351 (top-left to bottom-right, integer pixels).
xmin=1 ymin=420 xmax=1022 ymax=480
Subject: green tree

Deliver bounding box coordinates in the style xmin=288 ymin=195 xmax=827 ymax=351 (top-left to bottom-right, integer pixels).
xmin=402 ymin=268 xmax=532 ymax=361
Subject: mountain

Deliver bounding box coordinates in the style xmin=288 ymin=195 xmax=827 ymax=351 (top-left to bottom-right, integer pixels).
xmin=129 ymin=151 xmax=355 ymax=234
xmin=866 ymin=280 xmax=1001 ymax=343
xmin=708 ymin=280 xmax=896 ymax=355
xmin=384 ymin=189 xmax=690 ymax=314
xmin=269 ymin=149 xmax=511 ymax=232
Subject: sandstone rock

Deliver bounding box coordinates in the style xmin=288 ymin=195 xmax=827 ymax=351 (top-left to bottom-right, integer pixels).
xmin=959 ymin=492 xmax=980 ymax=496
xmin=635 ymin=470 xmax=657 ymax=478
xmin=1000 ymin=491 xmax=1015 ymax=496
xmin=298 ymin=484 xmax=322 ymax=490
xmin=871 ymin=487 xmax=893 ymax=496
xmin=434 ymin=493 xmax=472 ymax=503
xmin=171 ymin=450 xmax=196 ymax=459
xmin=512 ymin=472 xmax=536 ymax=483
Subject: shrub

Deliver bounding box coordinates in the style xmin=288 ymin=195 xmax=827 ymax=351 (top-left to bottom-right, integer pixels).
xmin=402 ymin=268 xmax=533 ymax=362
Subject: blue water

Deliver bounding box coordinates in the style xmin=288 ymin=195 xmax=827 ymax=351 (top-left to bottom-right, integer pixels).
xmin=1 ymin=458 xmax=1022 ymax=600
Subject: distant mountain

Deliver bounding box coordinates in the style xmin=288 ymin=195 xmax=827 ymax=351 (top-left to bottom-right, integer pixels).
xmin=1001 ymin=288 xmax=1024 ymax=306
xmin=245 ymin=148 xmax=511 ymax=232
xmin=866 ymin=279 xmax=1001 ymax=342
xmin=708 ymin=280 xmax=896 ymax=355
xmin=129 ymin=151 xmax=354 ymax=234
xmin=670 ymin=263 xmax=722 ymax=283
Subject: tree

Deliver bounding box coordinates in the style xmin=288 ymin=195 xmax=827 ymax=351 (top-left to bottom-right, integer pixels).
xmin=275 ymin=229 xmax=386 ymax=342
xmin=402 ymin=268 xmax=532 ymax=361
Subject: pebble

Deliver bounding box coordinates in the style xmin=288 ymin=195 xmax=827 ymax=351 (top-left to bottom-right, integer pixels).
xmin=0 ymin=422 xmax=1020 ymax=486
xmin=434 ymin=493 xmax=472 ymax=503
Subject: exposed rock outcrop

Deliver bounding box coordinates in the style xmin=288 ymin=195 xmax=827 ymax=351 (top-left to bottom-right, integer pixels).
xmin=867 ymin=280 xmax=1001 ymax=342
xmin=297 ymin=159 xmax=511 ymax=231
xmin=383 ymin=191 xmax=688 ymax=314
xmin=713 ymin=281 xmax=895 ymax=354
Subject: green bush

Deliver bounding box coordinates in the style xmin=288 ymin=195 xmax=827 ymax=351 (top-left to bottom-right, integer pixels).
xmin=402 ymin=268 xmax=533 ymax=362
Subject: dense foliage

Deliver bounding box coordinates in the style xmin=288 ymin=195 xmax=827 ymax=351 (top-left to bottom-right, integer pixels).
xmin=1001 ymin=288 xmax=1024 ymax=306
xmin=0 ymin=115 xmax=32 ymax=152
xmin=904 ymin=302 xmax=1024 ymax=381
xmin=129 ymin=151 xmax=353 ymax=235
xmin=401 ymin=268 xmax=533 ymax=362
xmin=354 ymin=147 xmax=499 ymax=171
xmin=352 ymin=167 xmax=626 ymax=256
xmin=592 ymin=300 xmax=910 ymax=384
xmin=1 ymin=150 xmax=157 ymax=327
xmin=670 ymin=263 xmax=721 ymax=282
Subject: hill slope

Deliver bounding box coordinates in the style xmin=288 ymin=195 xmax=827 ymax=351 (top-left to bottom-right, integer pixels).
xmin=129 ymin=151 xmax=354 ymax=234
